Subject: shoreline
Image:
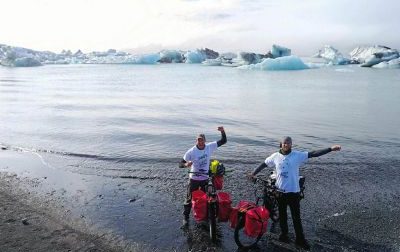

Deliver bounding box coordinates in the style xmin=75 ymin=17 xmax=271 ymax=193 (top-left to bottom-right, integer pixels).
xmin=1 ymin=149 xmax=400 ymax=251
xmin=0 ymin=172 xmax=127 ymax=252
xmin=0 ymin=150 xmax=148 ymax=252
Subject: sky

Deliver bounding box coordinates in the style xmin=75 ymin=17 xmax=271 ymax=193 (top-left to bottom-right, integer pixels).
xmin=1 ymin=0 xmax=400 ymax=56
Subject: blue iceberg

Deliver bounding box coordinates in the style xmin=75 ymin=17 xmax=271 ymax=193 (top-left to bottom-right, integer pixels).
xmin=271 ymin=44 xmax=291 ymax=58
xmin=238 ymin=55 xmax=309 ymax=71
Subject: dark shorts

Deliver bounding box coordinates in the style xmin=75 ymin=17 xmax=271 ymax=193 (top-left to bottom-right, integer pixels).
xmin=184 ymin=179 xmax=208 ymax=206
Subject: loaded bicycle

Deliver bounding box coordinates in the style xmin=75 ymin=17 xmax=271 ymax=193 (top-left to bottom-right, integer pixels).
xmin=189 ymin=161 xmax=230 ymax=243
xmin=233 ymin=172 xmax=305 ymax=249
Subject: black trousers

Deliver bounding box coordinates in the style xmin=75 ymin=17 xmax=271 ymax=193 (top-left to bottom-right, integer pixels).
xmin=277 ymin=192 xmax=305 ymax=241
xmin=183 ymin=179 xmax=208 ymax=217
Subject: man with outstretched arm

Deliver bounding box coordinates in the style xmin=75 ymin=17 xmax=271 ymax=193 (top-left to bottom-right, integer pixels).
xmin=179 ymin=126 xmax=227 ymax=226
xmin=249 ymin=136 xmax=341 ymax=250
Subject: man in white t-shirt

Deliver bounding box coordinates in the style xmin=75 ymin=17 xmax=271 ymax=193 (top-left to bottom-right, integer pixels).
xmin=251 ymin=136 xmax=341 ymax=250
xmin=179 ymin=126 xmax=227 ymax=226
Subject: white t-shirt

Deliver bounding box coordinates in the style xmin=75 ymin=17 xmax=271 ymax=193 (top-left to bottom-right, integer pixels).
xmin=183 ymin=141 xmax=218 ymax=180
xmin=265 ymin=150 xmax=308 ymax=193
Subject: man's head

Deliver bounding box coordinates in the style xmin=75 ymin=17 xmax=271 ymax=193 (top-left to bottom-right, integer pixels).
xmin=280 ymin=136 xmax=292 ymax=153
xmin=196 ymin=133 xmax=206 ymax=149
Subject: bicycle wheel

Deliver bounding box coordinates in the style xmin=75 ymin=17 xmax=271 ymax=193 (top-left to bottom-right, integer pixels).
xmin=208 ymin=202 xmax=217 ymax=242
xmin=234 ymin=213 xmax=262 ymax=249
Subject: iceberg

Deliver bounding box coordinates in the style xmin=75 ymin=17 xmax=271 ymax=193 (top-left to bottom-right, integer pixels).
xmin=133 ymin=53 xmax=161 ymax=64
xmin=199 ymin=48 xmax=219 ymax=59
xmin=238 ymin=55 xmax=309 ymax=71
xmin=238 ymin=52 xmax=262 ymax=64
xmin=13 ymin=57 xmax=42 ymax=67
xmin=270 ymin=44 xmax=291 ymax=58
xmin=350 ymin=45 xmax=399 ymax=67
xmin=185 ymin=48 xmax=219 ymax=64
xmin=313 ymin=45 xmax=350 ymax=65
xmin=84 ymin=53 xmax=160 ymax=64
xmin=372 ymin=58 xmax=400 ymax=69
xmin=159 ymin=50 xmax=184 ymax=63
xmin=202 ymin=58 xmax=222 ymax=66
xmin=0 ymin=45 xmax=43 ymax=67
xmin=184 ymin=50 xmax=206 ymax=64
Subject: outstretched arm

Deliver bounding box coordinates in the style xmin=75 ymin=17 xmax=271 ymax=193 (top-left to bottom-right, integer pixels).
xmin=217 ymin=126 xmax=227 ymax=147
xmin=251 ymin=162 xmax=267 ymax=176
xmin=308 ymin=145 xmax=341 ymax=158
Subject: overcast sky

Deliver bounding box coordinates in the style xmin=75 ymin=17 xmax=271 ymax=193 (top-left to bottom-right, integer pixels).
xmin=1 ymin=0 xmax=399 ymax=55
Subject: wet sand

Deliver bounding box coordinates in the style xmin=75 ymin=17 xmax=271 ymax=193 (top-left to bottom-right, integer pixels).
xmin=1 ymin=149 xmax=399 ymax=252
xmin=0 ymin=175 xmax=122 ymax=252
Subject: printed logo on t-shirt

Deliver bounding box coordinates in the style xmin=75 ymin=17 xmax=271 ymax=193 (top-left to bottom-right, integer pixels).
xmin=197 ymin=153 xmax=208 ymax=170
xmin=280 ymin=171 xmax=288 ymax=178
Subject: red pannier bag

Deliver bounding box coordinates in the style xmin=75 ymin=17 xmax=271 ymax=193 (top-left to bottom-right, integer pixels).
xmin=191 ymin=189 xmax=208 ymax=222
xmin=217 ymin=192 xmax=232 ymax=222
xmin=244 ymin=206 xmax=270 ymax=238
xmin=229 ymin=200 xmax=257 ymax=228
xmin=213 ymin=175 xmax=224 ymax=190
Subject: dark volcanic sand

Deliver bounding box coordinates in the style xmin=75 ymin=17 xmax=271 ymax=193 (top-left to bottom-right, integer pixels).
xmin=1 ymin=149 xmax=399 ymax=251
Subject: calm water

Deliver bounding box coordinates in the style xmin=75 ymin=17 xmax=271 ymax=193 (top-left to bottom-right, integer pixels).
xmin=1 ymin=64 xmax=399 ymax=166
xmin=1 ymin=64 xmax=400 ymax=251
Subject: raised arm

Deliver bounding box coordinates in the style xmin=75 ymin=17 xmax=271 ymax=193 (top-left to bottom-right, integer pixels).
xmin=308 ymin=145 xmax=341 ymax=158
xmin=216 ymin=126 xmax=227 ymax=147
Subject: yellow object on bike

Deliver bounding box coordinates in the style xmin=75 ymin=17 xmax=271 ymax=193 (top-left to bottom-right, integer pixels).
xmin=210 ymin=160 xmax=219 ymax=174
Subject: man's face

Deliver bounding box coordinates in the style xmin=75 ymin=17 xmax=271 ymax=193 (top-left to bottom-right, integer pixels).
xmin=196 ymin=137 xmax=206 ymax=149
xmin=281 ymin=139 xmax=292 ymax=152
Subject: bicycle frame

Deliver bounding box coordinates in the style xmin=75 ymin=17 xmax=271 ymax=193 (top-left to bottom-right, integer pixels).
xmin=190 ymin=171 xmax=218 ymax=242
xmin=254 ymin=173 xmax=280 ymax=223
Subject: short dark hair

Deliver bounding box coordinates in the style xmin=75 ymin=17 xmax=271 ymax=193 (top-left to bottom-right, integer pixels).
xmin=197 ymin=134 xmax=206 ymax=141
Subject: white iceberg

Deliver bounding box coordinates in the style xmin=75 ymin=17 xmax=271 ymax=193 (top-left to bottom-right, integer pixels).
xmin=202 ymin=58 xmax=222 ymax=66
xmin=271 ymin=44 xmax=291 ymax=58
xmin=350 ymin=45 xmax=399 ymax=66
xmin=84 ymin=53 xmax=160 ymax=64
xmin=238 ymin=55 xmax=309 ymax=71
xmin=0 ymin=45 xmax=43 ymax=67
xmin=372 ymin=58 xmax=400 ymax=69
xmin=314 ymin=45 xmax=350 ymax=65
xmin=361 ymin=51 xmax=399 ymax=67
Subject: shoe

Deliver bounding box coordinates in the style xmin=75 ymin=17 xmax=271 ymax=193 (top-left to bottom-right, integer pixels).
xmin=278 ymin=234 xmax=290 ymax=243
xmin=295 ymin=239 xmax=310 ymax=250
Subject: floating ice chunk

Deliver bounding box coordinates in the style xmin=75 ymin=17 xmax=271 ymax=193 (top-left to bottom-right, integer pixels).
xmin=13 ymin=57 xmax=42 ymax=67
xmin=220 ymin=52 xmax=237 ymax=60
xmin=202 ymin=58 xmax=222 ymax=66
xmin=239 ymin=55 xmax=309 ymax=71
xmin=314 ymin=45 xmax=350 ymax=65
xmin=84 ymin=53 xmax=160 ymax=64
xmin=335 ymin=68 xmax=355 ymax=72
xmin=372 ymin=58 xmax=400 ymax=69
xmin=361 ymin=52 xmax=399 ymax=67
xmin=237 ymin=52 xmax=262 ymax=65
xmin=159 ymin=50 xmax=184 ymax=63
xmin=350 ymin=45 xmax=399 ymax=65
xmin=133 ymin=53 xmax=161 ymax=64
xmin=184 ymin=50 xmax=205 ymax=64
xmin=271 ymin=44 xmax=291 ymax=58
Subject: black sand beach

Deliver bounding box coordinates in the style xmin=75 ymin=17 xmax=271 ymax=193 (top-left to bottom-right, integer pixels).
xmin=1 ymin=148 xmax=400 ymax=252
